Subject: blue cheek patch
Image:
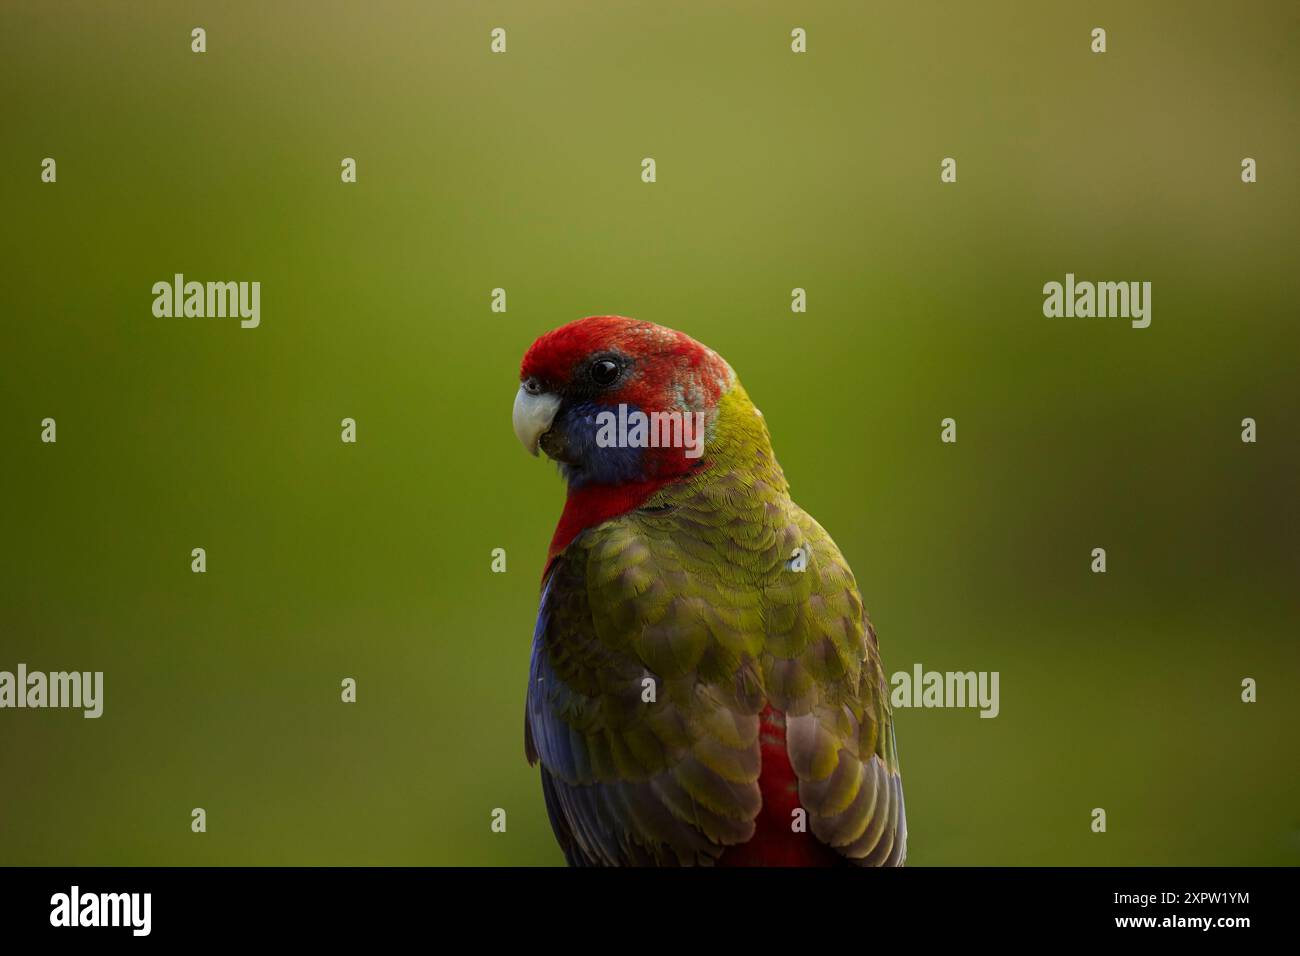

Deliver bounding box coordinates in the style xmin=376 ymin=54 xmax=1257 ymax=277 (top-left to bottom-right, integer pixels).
xmin=559 ymin=401 xmax=648 ymax=487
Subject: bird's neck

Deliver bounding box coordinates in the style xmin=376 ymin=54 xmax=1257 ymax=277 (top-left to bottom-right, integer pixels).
xmin=544 ymin=385 xmax=785 ymax=572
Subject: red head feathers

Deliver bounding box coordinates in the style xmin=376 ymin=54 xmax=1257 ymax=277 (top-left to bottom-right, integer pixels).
xmin=519 ymin=315 xmax=733 ymax=415
xmin=514 ymin=316 xmax=737 ymax=567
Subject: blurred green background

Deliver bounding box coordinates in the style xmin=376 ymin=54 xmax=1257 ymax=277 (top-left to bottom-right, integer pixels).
xmin=1 ymin=0 xmax=1297 ymax=866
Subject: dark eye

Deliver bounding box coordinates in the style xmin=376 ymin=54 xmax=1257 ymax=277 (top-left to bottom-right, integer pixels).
xmin=589 ymin=359 xmax=620 ymax=387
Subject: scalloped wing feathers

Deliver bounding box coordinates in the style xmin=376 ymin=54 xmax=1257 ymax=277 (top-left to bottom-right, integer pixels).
xmin=525 ymin=461 xmax=906 ymax=866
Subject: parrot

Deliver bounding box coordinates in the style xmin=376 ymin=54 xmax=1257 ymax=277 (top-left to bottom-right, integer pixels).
xmin=512 ymin=315 xmax=906 ymax=866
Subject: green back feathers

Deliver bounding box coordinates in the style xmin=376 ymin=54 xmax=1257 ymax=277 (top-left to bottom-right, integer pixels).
xmin=527 ymin=378 xmax=906 ymax=865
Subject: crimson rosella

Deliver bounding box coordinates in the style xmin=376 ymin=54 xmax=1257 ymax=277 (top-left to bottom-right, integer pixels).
xmin=513 ymin=316 xmax=906 ymax=866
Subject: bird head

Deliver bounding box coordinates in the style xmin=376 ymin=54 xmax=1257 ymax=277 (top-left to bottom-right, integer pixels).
xmin=513 ymin=316 xmax=736 ymax=488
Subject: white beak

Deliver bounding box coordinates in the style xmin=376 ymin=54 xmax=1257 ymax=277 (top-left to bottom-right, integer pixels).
xmin=513 ymin=385 xmax=562 ymax=456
